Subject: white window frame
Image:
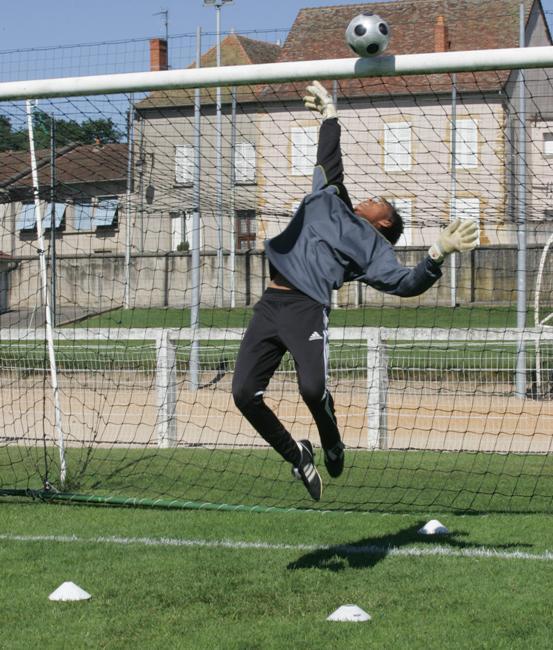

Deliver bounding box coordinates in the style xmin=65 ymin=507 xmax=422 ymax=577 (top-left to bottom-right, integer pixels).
xmin=16 ymin=203 xmax=38 ymax=231
xmin=452 ymin=197 xmax=480 ymax=245
xmin=93 ymin=197 xmax=118 ymax=228
xmin=74 ymin=202 xmax=94 ymax=231
xmin=454 ymin=119 xmax=478 ymax=169
xmin=175 ymin=144 xmax=194 ymax=185
xmin=171 ymin=211 xmax=185 ymax=251
xmin=43 ymin=202 xmax=66 ymax=230
xmin=235 ymin=142 xmax=256 ymax=184
xmin=384 ymin=122 xmax=412 ymax=172
xmin=291 ymin=126 xmax=317 ymax=176
xmin=543 ymin=133 xmax=553 ymax=157
xmin=171 ymin=209 xmax=202 ymax=251
xmin=186 ymin=209 xmax=203 ymax=250
xmin=388 ymin=198 xmax=413 ymax=246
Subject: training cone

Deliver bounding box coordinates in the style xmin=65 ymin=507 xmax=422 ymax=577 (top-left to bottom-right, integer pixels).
xmin=418 ymin=519 xmax=449 ymax=535
xmin=48 ymin=581 xmax=91 ymax=601
xmin=327 ymin=604 xmax=371 ymax=622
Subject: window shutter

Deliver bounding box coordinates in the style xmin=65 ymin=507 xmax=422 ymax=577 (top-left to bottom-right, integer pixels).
xmin=175 ymin=144 xmax=194 ymax=184
xmin=384 ymin=122 xmax=412 ymax=171
xmin=291 ymin=126 xmax=317 ymax=175
xmin=235 ymin=142 xmax=256 ymax=183
xmin=455 ymin=119 xmax=478 ymax=168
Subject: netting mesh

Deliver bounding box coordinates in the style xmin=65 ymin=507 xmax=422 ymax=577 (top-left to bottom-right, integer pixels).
xmin=0 ymin=32 xmax=552 ymax=512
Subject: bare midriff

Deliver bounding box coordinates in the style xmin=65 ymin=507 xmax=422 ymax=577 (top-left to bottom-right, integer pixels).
xmin=268 ymin=273 xmax=296 ymax=291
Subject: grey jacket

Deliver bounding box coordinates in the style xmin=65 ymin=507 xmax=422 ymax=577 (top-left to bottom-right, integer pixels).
xmin=266 ymin=186 xmax=442 ymax=306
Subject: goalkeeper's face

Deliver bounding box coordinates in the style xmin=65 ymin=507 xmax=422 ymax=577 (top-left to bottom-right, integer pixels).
xmin=354 ymin=197 xmax=394 ymax=231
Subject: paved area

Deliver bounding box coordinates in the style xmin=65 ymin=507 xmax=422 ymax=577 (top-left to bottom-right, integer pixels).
xmin=0 ymin=307 xmax=98 ymax=329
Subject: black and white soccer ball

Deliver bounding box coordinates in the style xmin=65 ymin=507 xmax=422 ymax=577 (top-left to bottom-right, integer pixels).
xmin=345 ymin=12 xmax=390 ymax=58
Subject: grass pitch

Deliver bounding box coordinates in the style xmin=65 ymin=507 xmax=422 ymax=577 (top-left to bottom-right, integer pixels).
xmin=0 ymin=502 xmax=551 ymax=649
xmin=72 ymin=304 xmax=528 ymax=330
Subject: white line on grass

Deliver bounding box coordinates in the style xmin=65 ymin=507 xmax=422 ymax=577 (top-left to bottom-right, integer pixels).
xmin=0 ymin=533 xmax=552 ymax=561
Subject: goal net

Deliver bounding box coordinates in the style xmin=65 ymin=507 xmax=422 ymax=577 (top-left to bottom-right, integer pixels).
xmin=0 ymin=32 xmax=552 ymax=513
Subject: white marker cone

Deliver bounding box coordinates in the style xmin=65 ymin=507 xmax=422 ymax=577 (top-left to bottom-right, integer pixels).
xmin=327 ymin=604 xmax=371 ymax=622
xmin=418 ymin=519 xmax=449 ymax=535
xmin=48 ymin=581 xmax=91 ymax=601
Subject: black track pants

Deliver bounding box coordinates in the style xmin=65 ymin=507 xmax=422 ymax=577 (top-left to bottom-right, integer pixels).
xmin=232 ymin=288 xmax=342 ymax=465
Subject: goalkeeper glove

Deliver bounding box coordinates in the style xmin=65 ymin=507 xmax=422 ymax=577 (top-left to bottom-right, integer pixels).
xmin=303 ymin=80 xmax=337 ymax=120
xmin=428 ymin=218 xmax=479 ymax=263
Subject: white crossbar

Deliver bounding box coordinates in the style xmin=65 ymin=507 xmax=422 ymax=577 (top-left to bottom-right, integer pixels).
xmin=0 ymin=46 xmax=553 ymax=100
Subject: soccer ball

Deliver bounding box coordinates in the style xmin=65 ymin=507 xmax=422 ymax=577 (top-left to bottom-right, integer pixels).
xmin=345 ymin=12 xmax=390 ymax=57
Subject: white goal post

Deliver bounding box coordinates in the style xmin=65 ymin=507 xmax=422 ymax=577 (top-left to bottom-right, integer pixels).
xmin=0 ymin=46 xmax=553 ymax=100
xmin=2 ymin=44 xmax=553 ymax=490
xmin=534 ymin=231 xmax=553 ymax=398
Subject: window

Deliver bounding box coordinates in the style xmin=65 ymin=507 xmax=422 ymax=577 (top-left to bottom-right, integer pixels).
xmin=384 ymin=122 xmax=411 ymax=172
xmin=454 ymin=119 xmax=478 ymax=168
xmin=388 ymin=198 xmax=413 ymax=246
xmin=291 ymin=126 xmax=317 ymax=175
xmin=544 ymin=133 xmax=553 ymax=157
xmin=235 ymin=142 xmax=256 ymax=184
xmin=175 ymin=144 xmax=194 ymax=184
xmin=16 ymin=203 xmax=37 ymax=231
xmin=185 ymin=210 xmax=202 ymax=249
xmin=94 ymin=198 xmax=118 ymax=228
xmin=453 ymin=197 xmax=480 ymax=244
xmin=74 ymin=202 xmax=94 ymax=231
xmin=236 ymin=210 xmax=256 ymax=251
xmin=171 ymin=209 xmax=202 ymax=251
xmin=43 ymin=203 xmax=66 ymax=230
xmin=16 ymin=202 xmax=67 ymax=231
xmin=171 ymin=211 xmax=185 ymax=251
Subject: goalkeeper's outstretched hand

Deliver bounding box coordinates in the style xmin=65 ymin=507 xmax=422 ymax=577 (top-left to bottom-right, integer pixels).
xmin=428 ymin=218 xmax=479 ymax=263
xmin=303 ymin=81 xmax=337 ymax=120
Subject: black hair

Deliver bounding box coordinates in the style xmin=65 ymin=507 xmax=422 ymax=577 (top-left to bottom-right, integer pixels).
xmin=379 ymin=203 xmax=404 ymax=245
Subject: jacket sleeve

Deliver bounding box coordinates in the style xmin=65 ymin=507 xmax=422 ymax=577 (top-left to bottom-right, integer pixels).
xmin=351 ymin=238 xmax=443 ymax=297
xmin=312 ymin=118 xmax=354 ymax=210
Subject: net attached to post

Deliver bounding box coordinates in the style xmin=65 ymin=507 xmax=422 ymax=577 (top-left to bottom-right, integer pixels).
xmin=0 ymin=44 xmax=552 ymax=514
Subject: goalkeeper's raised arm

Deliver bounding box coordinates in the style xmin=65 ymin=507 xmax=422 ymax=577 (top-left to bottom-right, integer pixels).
xmin=304 ymin=80 xmax=402 ymax=244
xmin=304 ymin=81 xmax=351 ymax=203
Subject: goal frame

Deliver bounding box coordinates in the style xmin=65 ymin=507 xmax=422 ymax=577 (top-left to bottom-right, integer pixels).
xmin=1 ymin=46 xmax=553 ymax=101
xmin=2 ymin=44 xmax=553 ymax=495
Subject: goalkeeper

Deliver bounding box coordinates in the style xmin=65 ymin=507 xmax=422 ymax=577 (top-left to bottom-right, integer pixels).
xmin=232 ymin=81 xmax=478 ymax=501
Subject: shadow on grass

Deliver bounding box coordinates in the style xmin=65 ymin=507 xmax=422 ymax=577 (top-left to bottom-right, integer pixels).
xmin=287 ymin=523 xmax=533 ymax=572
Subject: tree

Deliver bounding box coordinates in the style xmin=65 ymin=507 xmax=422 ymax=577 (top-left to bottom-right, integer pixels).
xmin=0 ymin=110 xmax=125 ymax=152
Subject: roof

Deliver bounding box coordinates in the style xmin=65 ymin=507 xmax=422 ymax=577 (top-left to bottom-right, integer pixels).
xmin=137 ymin=0 xmax=547 ymax=111
xmin=136 ymin=33 xmax=282 ymax=110
xmin=0 ymin=143 xmax=128 ymax=191
xmin=268 ymin=0 xmax=542 ymax=100
xmin=281 ymin=0 xmax=535 ymax=61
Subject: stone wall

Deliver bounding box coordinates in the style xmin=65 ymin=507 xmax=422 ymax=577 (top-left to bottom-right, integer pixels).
xmin=3 ymin=245 xmax=546 ymax=316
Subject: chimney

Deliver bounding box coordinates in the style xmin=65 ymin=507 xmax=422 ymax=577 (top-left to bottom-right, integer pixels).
xmin=150 ymin=38 xmax=168 ymax=71
xmin=434 ymin=15 xmax=448 ymax=53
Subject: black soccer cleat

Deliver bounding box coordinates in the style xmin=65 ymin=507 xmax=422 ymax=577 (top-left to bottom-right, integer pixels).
xmin=323 ymin=441 xmax=345 ymax=478
xmin=292 ymin=439 xmax=322 ymax=501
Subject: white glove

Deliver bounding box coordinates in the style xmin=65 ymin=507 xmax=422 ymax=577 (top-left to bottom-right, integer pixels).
xmin=428 ymin=218 xmax=479 ymax=263
xmin=303 ymin=80 xmax=337 ymax=120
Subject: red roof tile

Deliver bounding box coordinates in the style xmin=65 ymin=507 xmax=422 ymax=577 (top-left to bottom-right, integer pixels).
xmin=269 ymin=0 xmax=543 ymax=99
xmin=0 ymin=143 xmax=127 ymax=189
